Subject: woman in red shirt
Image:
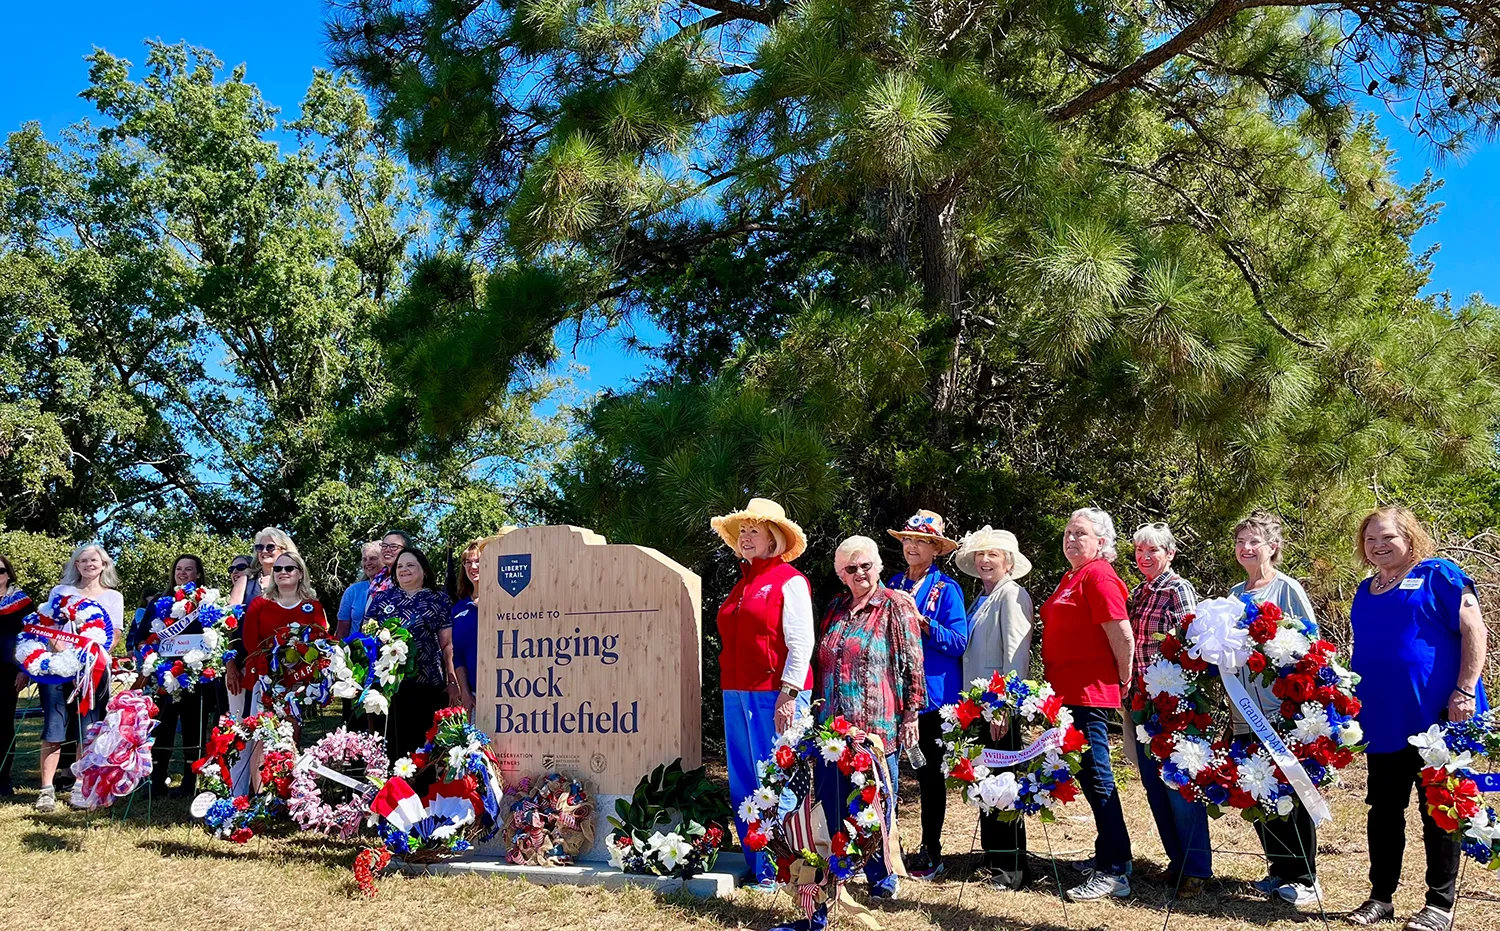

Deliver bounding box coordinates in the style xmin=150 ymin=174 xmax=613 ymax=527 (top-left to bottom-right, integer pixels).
xmin=240 ymin=552 xmax=328 ymax=721
xmin=1040 ymin=507 xmax=1135 ymax=902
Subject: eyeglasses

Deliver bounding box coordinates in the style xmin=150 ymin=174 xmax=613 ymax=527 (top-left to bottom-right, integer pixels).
xmin=272 ymin=565 xmax=299 ymax=575
xmin=380 ymin=542 xmax=403 ymax=551
xmin=254 ymin=543 xmax=279 ymax=552
xmin=840 ymin=562 xmax=876 ymax=576
xmin=229 ymin=563 xmax=250 ymax=573
xmin=462 ymin=559 xmax=483 ymax=568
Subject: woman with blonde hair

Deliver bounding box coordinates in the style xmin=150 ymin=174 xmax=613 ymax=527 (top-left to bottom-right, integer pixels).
xmin=226 ymin=527 xmax=300 ymax=709
xmin=239 ymin=550 xmax=327 ymax=721
xmin=32 ymin=543 xmax=125 ymax=811
xmin=954 ymin=526 xmax=1035 ymax=889
xmin=1346 ymin=506 xmax=1488 ymax=931
xmin=710 ymin=498 xmax=813 ymax=892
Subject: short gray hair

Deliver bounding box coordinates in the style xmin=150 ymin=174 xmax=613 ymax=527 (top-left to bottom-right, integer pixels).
xmin=833 ymin=535 xmax=883 ymax=576
xmin=1132 ymin=522 xmax=1178 ymax=554
xmin=360 ymin=540 xmax=384 ymax=557
xmin=1069 ymin=508 xmax=1118 ymax=562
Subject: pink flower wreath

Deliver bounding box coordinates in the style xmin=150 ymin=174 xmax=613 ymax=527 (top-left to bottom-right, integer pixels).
xmin=287 ymin=727 xmax=390 ymax=839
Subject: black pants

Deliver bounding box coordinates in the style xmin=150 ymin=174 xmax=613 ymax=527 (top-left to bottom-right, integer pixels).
xmin=1367 ymin=746 xmax=1461 ymax=910
xmin=0 ymin=668 xmax=18 ymax=786
xmin=1255 ymin=802 xmax=1317 ymax=885
xmin=152 ymin=691 xmax=211 ymax=794
xmin=916 ymin=710 xmax=948 ymax=857
xmin=980 ymin=723 xmax=1029 ymax=874
xmin=391 ymin=680 xmax=446 ymax=759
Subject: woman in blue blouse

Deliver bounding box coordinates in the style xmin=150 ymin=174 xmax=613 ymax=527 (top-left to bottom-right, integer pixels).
xmin=1347 ymin=507 xmax=1488 ymax=931
xmin=367 ymin=546 xmax=459 ymax=757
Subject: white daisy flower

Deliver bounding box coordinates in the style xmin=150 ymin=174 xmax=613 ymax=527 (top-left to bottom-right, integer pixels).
xmin=819 ymin=736 xmax=846 ymax=762
xmin=393 ymin=757 xmax=417 ymax=778
xmin=752 ymin=786 xmax=779 ymax=810
xmin=1143 ymin=659 xmax=1191 ymax=698
xmin=1170 ymin=737 xmax=1213 ymax=776
xmin=1237 ymin=753 xmax=1279 ymax=800
xmin=1290 ymin=703 xmax=1334 ymax=743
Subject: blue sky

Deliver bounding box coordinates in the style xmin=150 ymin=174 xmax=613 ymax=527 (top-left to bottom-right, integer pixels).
xmin=2 ymin=2 xmax=1493 ymax=381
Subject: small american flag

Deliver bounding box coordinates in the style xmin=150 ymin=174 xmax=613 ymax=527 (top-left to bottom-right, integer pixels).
xmin=779 ymin=765 xmax=829 ymax=856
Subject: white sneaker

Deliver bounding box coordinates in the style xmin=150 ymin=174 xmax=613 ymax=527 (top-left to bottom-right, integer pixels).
xmin=1065 ymin=871 xmax=1131 ymax=901
xmin=1276 ymin=880 xmax=1324 ymax=908
xmin=1251 ymin=874 xmax=1283 ymax=896
xmin=34 ymin=786 xmax=56 ymax=812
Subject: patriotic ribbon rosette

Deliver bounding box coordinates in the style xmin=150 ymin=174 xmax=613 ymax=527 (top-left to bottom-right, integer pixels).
xmin=1409 ymin=711 xmax=1500 ymax=869
xmin=134 ymin=583 xmax=240 ymax=699
xmin=15 ymin=594 xmax=116 ymax=716
xmin=68 ymin=688 xmax=160 ymax=809
xmin=740 ymin=712 xmax=896 ymax=923
xmin=373 ymin=708 xmax=505 ymax=860
xmin=939 ymin=671 xmax=1088 ymax=820
xmin=1132 ymin=595 xmax=1364 ymax=823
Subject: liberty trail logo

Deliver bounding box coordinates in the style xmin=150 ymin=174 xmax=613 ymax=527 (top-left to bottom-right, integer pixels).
xmin=498 ymin=554 xmax=532 ymax=597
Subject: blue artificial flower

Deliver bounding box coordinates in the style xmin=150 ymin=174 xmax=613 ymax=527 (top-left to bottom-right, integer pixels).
xmin=1160 ymin=761 xmax=1190 ymax=789
xmin=154 ymin=595 xmax=173 ymax=617
xmin=1203 ymin=783 xmax=1230 ymax=806
xmin=1301 ymin=760 xmax=1327 ymax=784
xmin=1316 ymin=666 xmax=1337 ymax=685
xmin=454 ymin=839 xmax=472 ymax=853
xmin=205 ymin=798 xmax=235 ymax=829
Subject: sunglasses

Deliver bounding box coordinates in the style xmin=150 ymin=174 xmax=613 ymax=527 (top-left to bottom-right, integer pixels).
xmin=840 ymin=561 xmax=876 ymax=576
xmin=0 ymin=568 xmax=9 ymax=576
xmin=272 ymin=564 xmax=299 ymax=575
xmin=254 ymin=543 xmax=280 ymax=552
xmin=229 ymin=563 xmax=250 ymax=573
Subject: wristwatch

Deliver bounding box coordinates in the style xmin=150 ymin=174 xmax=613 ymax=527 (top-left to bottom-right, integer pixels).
xmin=780 ymin=684 xmax=799 ymax=697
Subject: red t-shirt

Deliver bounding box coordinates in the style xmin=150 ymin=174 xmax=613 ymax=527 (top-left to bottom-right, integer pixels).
xmin=1040 ymin=559 xmax=1129 ymax=707
xmin=241 ymin=597 xmax=328 ymax=687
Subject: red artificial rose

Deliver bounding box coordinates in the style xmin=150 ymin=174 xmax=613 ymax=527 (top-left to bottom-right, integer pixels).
xmin=1314 ymin=639 xmax=1336 ymax=654
xmin=1179 ymin=654 xmax=1210 ymax=673
xmin=836 ymin=751 xmax=855 ymax=777
xmin=1246 ymin=652 xmax=1268 ymax=674
xmin=1050 ymin=780 xmax=1078 ymax=803
xmin=1248 ymin=618 xmax=1277 ymax=644
xmin=1334 ymin=693 xmax=1360 ymax=716
xmin=861 ymin=784 xmax=877 ymax=804
xmin=411 ymin=751 xmax=429 ymax=770
xmin=1040 ymin=694 xmax=1063 ymax=722
xmin=1426 ymin=784 xmax=1454 ymax=808
xmin=1228 ymin=788 xmax=1258 ymax=809
xmin=230 ymin=828 xmax=254 ymax=844
xmin=1433 ymin=807 xmax=1459 ymax=832
xmin=745 ymin=830 xmax=769 ymax=851
xmin=1281 ymin=700 xmax=1300 ymax=719
xmin=1421 ymin=766 xmax=1448 ymax=787
xmin=1160 ymin=633 xmax=1182 ymax=659
xmin=1257 ymin=602 xmax=1283 ymax=622
xmin=1130 ymin=690 xmax=1147 ymax=712
xmin=1150 ymin=734 xmax=1175 ymax=761
xmin=1331 ymin=749 xmax=1354 ymax=769
xmin=832 ymin=831 xmax=849 ymax=856
xmin=1178 ymin=785 xmax=1198 ymax=802
xmin=1191 ymin=713 xmax=1214 ymax=732
xmin=831 ymin=717 xmax=852 ymax=736
xmin=950 ymin=757 xmax=976 ymax=783
xmin=1455 ymin=779 xmax=1481 ymax=819
xmin=203 ymin=667 xmax=218 ymax=680
xmin=171 ymin=661 xmax=186 ymax=675
xmin=988 ymin=671 xmax=1007 ymax=694
xmin=852 ymin=751 xmax=874 ymax=773
xmin=1061 ymin=726 xmax=1088 ymax=753
xmin=1157 ymin=694 xmax=1180 ymax=714
xmin=775 ymin=745 xmax=796 ymax=769
xmin=955 ymin=699 xmax=983 ymax=730
xmin=1160 ymin=711 xmax=1189 ymax=732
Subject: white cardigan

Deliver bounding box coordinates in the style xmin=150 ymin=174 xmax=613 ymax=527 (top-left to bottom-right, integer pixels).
xmin=961 ymin=578 xmax=1035 ymax=686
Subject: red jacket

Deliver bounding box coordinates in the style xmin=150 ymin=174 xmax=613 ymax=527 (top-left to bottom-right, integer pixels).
xmin=717 ymin=557 xmax=813 ymax=692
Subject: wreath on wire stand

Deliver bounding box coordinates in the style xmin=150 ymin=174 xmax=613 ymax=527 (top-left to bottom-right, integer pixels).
xmin=606 ymin=758 xmax=729 ymax=878
xmin=287 ymin=727 xmax=390 ymax=840
xmin=1409 ymin=710 xmax=1500 ymax=869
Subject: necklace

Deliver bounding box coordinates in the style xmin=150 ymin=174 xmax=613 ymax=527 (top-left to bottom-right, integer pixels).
xmin=1370 ymin=563 xmax=1415 ymax=593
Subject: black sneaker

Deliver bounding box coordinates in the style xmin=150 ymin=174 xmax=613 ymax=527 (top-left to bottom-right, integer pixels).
xmin=907 ymin=848 xmax=945 ymax=880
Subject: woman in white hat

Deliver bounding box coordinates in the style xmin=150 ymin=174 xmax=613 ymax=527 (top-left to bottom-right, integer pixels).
xmin=710 ymin=498 xmax=814 ymax=892
xmin=887 ymin=511 xmax=969 ymax=881
xmin=954 ymin=526 xmax=1035 ymax=889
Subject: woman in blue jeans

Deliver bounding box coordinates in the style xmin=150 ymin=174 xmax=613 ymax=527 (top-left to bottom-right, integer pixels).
xmin=1126 ymin=522 xmax=1212 ymax=897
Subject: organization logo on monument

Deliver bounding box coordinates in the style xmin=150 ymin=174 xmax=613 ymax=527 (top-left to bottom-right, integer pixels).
xmin=542 ymin=752 xmax=556 ymax=770
xmin=589 ymin=752 xmax=607 ymax=774
xmin=498 ymin=554 xmax=532 ymax=597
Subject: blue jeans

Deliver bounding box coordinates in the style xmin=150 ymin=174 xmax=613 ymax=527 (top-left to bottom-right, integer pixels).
xmin=1070 ymin=705 xmax=1132 ymax=876
xmin=1130 ymin=711 xmax=1212 ymax=879
xmin=724 ymin=688 xmax=810 ymax=882
xmin=819 ymin=750 xmax=900 ymax=891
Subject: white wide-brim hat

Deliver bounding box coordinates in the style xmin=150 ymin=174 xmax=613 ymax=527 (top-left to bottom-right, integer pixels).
xmin=711 ymin=497 xmax=808 ymax=563
xmin=953 ymin=525 xmax=1031 ymax=581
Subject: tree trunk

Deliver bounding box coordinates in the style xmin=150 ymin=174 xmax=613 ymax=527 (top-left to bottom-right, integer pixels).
xmin=920 ymin=184 xmax=965 ymax=431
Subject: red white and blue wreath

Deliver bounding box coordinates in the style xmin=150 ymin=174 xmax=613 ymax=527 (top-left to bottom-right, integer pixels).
xmin=1132 ymin=595 xmax=1363 ymax=822
xmin=939 ymin=671 xmax=1088 ymax=819
xmin=190 ymin=712 xmax=299 ymax=843
xmin=739 ymin=711 xmax=894 ymax=922
xmin=372 ymin=707 xmax=506 ymax=859
xmin=257 ymin=621 xmax=357 ymax=721
xmin=134 ymin=583 xmax=241 ymax=698
xmin=1409 ymin=711 xmax=1500 ymax=869
xmin=15 ymin=594 xmax=116 ymax=717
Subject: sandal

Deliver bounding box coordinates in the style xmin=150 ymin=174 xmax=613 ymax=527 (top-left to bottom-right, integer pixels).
xmin=1347 ymin=900 xmax=1395 ymax=925
xmin=1404 ymin=906 xmax=1453 ymax=931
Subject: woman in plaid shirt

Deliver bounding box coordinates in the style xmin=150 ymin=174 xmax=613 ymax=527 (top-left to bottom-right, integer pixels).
xmin=1126 ymin=522 xmax=1211 ymax=898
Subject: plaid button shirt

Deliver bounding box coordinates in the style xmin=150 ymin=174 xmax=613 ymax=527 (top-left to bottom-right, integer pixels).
xmin=1127 ymin=569 xmax=1197 ymax=686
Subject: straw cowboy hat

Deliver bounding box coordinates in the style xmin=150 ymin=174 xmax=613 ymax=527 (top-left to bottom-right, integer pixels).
xmin=711 ymin=497 xmax=808 ymax=563
xmin=953 ymin=526 xmax=1032 ymax=581
xmin=887 ymin=510 xmax=960 ymax=556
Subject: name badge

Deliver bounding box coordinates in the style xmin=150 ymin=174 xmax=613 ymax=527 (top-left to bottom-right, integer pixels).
xmin=1399 ymin=578 xmax=1423 ymax=590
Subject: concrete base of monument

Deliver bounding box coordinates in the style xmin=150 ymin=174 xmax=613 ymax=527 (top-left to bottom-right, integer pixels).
xmin=396 ymin=851 xmax=752 ymax=899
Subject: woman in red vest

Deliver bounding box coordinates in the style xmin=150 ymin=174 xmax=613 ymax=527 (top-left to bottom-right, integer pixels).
xmin=711 ymin=498 xmax=813 ymax=892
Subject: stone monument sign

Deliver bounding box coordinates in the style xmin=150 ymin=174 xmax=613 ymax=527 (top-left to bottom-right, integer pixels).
xmin=475 ymin=525 xmax=702 ymax=795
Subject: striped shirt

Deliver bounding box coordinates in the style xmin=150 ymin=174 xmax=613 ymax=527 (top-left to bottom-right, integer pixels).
xmin=1127 ymin=569 xmax=1197 ymax=685
xmin=815 ymin=586 xmax=926 ymax=751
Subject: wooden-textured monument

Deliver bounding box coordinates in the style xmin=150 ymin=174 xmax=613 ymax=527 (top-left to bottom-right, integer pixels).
xmin=474 ymin=525 xmax=702 ymax=796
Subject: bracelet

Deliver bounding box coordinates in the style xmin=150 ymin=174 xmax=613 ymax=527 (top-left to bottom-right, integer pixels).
xmin=1455 ymin=685 xmax=1476 ymax=699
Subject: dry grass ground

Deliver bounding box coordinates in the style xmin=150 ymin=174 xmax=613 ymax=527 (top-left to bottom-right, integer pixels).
xmin=2 ymin=705 xmax=1498 ymax=931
